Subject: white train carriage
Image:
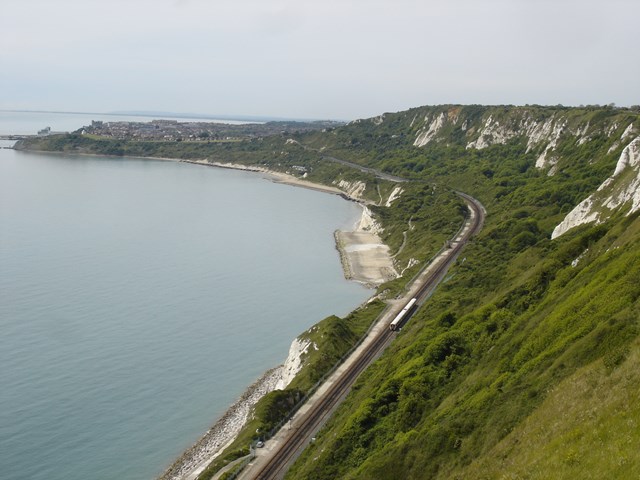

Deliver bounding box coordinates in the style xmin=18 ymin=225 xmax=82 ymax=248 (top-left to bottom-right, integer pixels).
xmin=389 ymin=298 xmax=417 ymax=331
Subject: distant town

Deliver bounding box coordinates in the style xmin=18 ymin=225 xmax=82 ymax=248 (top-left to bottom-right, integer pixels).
xmin=71 ymin=119 xmax=344 ymax=142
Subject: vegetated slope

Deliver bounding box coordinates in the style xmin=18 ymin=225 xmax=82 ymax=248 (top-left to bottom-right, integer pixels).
xmin=285 ymin=105 xmax=640 ymax=479
xmin=288 ymin=213 xmax=640 ymax=480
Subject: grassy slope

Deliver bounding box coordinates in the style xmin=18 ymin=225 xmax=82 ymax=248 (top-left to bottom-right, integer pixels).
xmin=287 ymin=207 xmax=640 ymax=480
xmin=458 ymin=337 xmax=640 ymax=479
xmin=285 ymin=107 xmax=640 ymax=479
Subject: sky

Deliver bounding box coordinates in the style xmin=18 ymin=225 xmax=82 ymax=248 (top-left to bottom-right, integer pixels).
xmin=1 ymin=0 xmax=638 ymax=120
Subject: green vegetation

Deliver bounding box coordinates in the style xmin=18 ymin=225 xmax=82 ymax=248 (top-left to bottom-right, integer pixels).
xmin=288 ymin=214 xmax=640 ymax=479
xmin=284 ymin=106 xmax=640 ymax=479
xmin=459 ymin=336 xmax=640 ymax=479
xmin=17 ymin=104 xmax=640 ymax=478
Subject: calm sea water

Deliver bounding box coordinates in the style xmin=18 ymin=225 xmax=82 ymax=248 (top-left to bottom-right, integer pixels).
xmin=0 ymin=113 xmax=369 ymax=480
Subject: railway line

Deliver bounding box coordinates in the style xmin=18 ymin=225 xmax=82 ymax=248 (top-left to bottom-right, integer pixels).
xmin=243 ymin=192 xmax=485 ymax=480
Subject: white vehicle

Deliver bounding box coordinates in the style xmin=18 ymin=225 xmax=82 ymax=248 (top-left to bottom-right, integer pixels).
xmin=389 ymin=298 xmax=417 ymax=331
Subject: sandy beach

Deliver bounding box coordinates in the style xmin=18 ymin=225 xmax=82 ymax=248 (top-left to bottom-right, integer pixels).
xmin=334 ymin=206 xmax=399 ymax=287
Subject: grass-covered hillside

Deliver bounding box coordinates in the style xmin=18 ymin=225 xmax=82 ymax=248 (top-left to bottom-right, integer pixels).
xmin=284 ymin=105 xmax=640 ymax=479
xmin=17 ymin=104 xmax=640 ymax=478
xmin=288 ymin=207 xmax=640 ymax=480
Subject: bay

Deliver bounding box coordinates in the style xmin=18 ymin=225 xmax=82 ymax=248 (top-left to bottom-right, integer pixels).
xmin=0 ymin=115 xmax=369 ymax=480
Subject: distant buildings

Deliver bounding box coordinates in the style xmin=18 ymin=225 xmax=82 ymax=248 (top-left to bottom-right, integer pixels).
xmin=78 ymin=119 xmax=344 ymax=142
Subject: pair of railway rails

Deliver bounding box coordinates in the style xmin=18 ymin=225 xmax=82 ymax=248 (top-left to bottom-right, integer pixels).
xmin=247 ymin=193 xmax=484 ymax=480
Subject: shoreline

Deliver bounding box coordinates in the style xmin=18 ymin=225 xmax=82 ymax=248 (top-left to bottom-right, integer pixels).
xmin=158 ymin=206 xmax=391 ymax=480
xmin=178 ymin=160 xmax=399 ymax=287
xmin=16 ymin=147 xmax=395 ymax=480
xmin=13 ymin=147 xmax=360 ymax=202
xmin=159 ymin=368 xmax=283 ymax=480
xmin=154 ymin=159 xmax=399 ymax=480
xmin=177 ymin=159 xmax=349 ymax=198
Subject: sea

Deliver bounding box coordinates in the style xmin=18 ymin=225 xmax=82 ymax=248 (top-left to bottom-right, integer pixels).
xmin=0 ymin=111 xmax=370 ymax=480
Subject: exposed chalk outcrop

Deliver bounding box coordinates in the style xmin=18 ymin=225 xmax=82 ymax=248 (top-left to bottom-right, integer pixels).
xmin=608 ymin=123 xmax=636 ymax=154
xmin=551 ymin=197 xmax=601 ymax=239
xmin=552 ymin=136 xmax=640 ymax=238
xmin=414 ymin=113 xmax=446 ymax=147
xmin=275 ymin=338 xmax=311 ymax=390
xmin=409 ymin=110 xmax=607 ymax=175
xmin=334 ymin=179 xmax=367 ymax=201
xmin=400 ymin=257 xmax=420 ymax=275
xmin=357 ymin=206 xmax=383 ymax=234
xmin=372 ymin=114 xmax=385 ymax=126
xmin=462 ymin=114 xmax=573 ymax=170
xmin=525 ymin=117 xmax=556 ymax=152
xmin=385 ymin=186 xmax=403 ymax=207
xmin=466 ymin=115 xmax=514 ymax=149
xmin=534 ymin=119 xmax=567 ymax=169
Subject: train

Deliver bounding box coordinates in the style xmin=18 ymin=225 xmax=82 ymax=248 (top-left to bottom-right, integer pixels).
xmin=389 ymin=298 xmax=418 ymax=331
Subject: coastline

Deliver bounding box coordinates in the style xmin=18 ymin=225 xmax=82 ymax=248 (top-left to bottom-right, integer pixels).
xmin=12 ymin=148 xmax=353 ymax=201
xmin=154 ymin=158 xmax=399 ymax=480
xmin=187 ymin=159 xmax=400 ymax=286
xmin=15 ymin=147 xmax=395 ymax=480
xmin=159 ymin=368 xmax=282 ymax=480
xmin=148 ymin=157 xmax=397 ymax=480
xmin=160 ymin=336 xmax=317 ymax=480
xmin=179 ymin=160 xmax=399 ymax=287
xmin=178 ymin=159 xmax=348 ymax=198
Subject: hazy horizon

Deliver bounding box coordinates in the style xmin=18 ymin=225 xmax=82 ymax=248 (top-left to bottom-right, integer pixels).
xmin=2 ymin=100 xmax=637 ymax=124
xmin=2 ymin=0 xmax=638 ymax=120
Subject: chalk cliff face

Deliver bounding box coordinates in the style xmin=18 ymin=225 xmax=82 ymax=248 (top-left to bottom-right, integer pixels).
xmin=356 ymin=105 xmax=639 ymax=238
xmin=460 ymin=113 xmax=573 ymax=173
xmin=552 ymin=136 xmax=640 ymax=238
xmin=275 ymin=337 xmax=312 ymax=390
xmin=334 ymin=179 xmax=367 ymax=201
xmin=413 ymin=112 xmax=447 ymax=147
xmin=402 ymin=106 xmax=637 ymax=177
xmin=385 ymin=186 xmax=403 ymax=207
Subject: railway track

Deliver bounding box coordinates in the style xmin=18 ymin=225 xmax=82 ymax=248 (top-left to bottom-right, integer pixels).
xmin=247 ymin=192 xmax=485 ymax=480
xmin=253 ymin=318 xmax=395 ymax=480
xmin=411 ymin=192 xmax=484 ymax=304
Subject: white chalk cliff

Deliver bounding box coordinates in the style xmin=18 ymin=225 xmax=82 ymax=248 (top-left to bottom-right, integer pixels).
xmin=552 ymin=136 xmax=640 ymax=238
xmin=334 ymin=179 xmax=367 ymax=201
xmin=413 ymin=112 xmax=446 ymax=147
xmin=410 ymin=110 xmax=603 ymax=174
xmin=385 ymin=186 xmax=404 ymax=207
xmin=275 ymin=337 xmax=311 ymax=390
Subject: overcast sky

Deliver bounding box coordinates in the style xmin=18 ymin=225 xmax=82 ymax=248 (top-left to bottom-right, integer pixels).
xmin=1 ymin=0 xmax=637 ymax=120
